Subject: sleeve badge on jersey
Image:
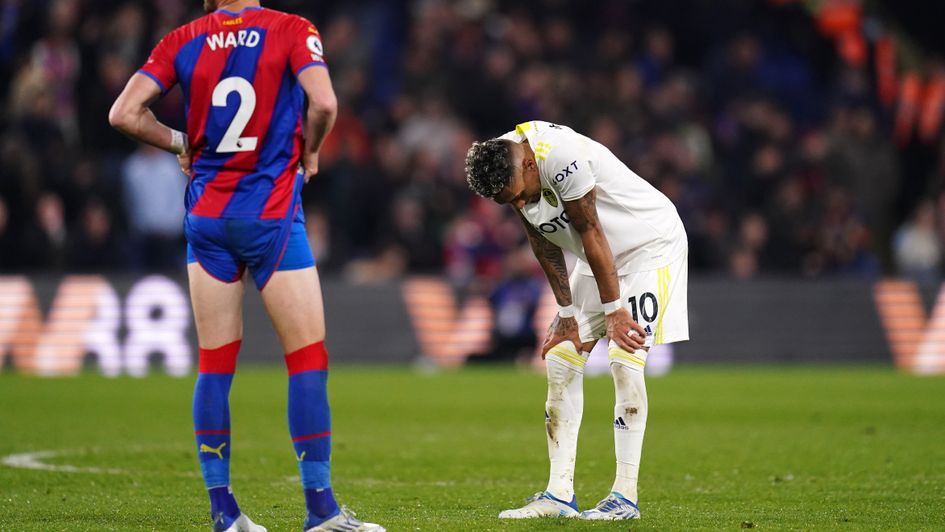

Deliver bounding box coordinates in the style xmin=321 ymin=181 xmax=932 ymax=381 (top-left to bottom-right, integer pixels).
xmin=533 ymin=141 xmax=552 ymax=160
xmin=542 ymin=188 xmax=559 ymax=207
xmin=306 ymin=34 xmax=324 ymax=60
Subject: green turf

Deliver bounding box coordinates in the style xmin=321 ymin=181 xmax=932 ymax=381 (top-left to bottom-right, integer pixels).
xmin=1 ymin=365 xmax=944 ymax=530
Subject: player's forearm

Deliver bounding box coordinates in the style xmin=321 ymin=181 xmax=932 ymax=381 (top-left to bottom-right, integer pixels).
xmin=302 ymin=97 xmax=337 ymax=156
xmin=109 ymin=105 xmax=185 ymax=155
xmin=565 ymin=187 xmax=620 ymax=304
xmin=109 ymin=73 xmax=186 ymax=155
xmin=537 ymin=246 xmax=573 ymax=306
xmin=518 ymin=211 xmax=572 ymax=305
xmin=524 ymin=226 xmax=572 ymax=306
xmin=580 ymin=228 xmax=620 ymax=303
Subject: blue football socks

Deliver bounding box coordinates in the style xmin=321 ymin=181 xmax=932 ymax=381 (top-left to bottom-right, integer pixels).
xmin=193 ymin=340 xmax=241 ymax=523
xmin=285 ymin=342 xmax=339 ymax=519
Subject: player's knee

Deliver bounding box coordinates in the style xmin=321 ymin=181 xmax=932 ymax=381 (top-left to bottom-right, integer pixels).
xmin=545 ymin=341 xmax=586 ymax=373
xmin=546 ymin=361 xmax=577 ymax=391
xmin=607 ymin=340 xmax=647 ymax=373
xmin=545 ymin=378 xmax=577 ymax=418
xmin=198 ymin=340 xmax=241 ymax=374
xmin=610 ymin=361 xmax=635 ymax=388
xmin=285 ymin=341 xmax=329 ymax=376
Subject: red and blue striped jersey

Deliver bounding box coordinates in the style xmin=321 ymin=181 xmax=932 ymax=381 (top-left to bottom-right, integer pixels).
xmin=139 ymin=6 xmax=326 ymax=220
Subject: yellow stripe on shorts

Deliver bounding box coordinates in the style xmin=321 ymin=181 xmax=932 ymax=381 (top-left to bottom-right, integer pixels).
xmin=655 ymin=265 xmax=670 ymax=344
xmin=608 ymin=346 xmax=646 ymax=367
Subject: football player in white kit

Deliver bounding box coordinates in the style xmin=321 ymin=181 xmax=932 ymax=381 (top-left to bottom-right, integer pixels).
xmin=464 ymin=121 xmax=689 ymax=520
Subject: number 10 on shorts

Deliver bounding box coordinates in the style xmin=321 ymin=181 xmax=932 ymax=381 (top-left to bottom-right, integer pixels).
xmin=627 ymin=292 xmax=658 ymax=324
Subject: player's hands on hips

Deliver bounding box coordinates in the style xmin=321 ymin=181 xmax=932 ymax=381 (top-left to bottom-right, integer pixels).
xmin=302 ymin=152 xmax=319 ymax=183
xmin=540 ymin=314 xmax=583 ymax=359
xmin=177 ymin=147 xmax=192 ymax=177
xmin=606 ymin=307 xmax=647 ymax=353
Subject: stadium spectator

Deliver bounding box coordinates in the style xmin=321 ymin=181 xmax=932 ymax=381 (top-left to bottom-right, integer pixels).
xmin=729 ymin=244 xmax=760 ymax=280
xmin=736 ymin=212 xmax=774 ymax=270
xmin=810 ymin=187 xmax=880 ymax=277
xmin=121 ymin=144 xmax=186 ymax=271
xmin=68 ymin=198 xmax=128 ymax=272
xmin=824 ymin=104 xmax=900 ymax=267
xmin=0 ymin=196 xmax=15 ymax=271
xmin=20 ymin=192 xmax=69 ymax=270
xmin=28 ymin=0 xmax=81 ymax=145
xmin=765 ymin=176 xmax=813 ymax=271
xmin=690 ymin=206 xmax=733 ymax=272
xmin=893 ymin=200 xmax=942 ymax=282
xmin=388 ymin=192 xmax=443 ymax=274
xmin=486 ymin=248 xmax=543 ymax=361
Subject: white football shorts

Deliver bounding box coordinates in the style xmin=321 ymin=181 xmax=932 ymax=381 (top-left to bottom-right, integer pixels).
xmin=571 ymin=251 xmax=689 ymax=346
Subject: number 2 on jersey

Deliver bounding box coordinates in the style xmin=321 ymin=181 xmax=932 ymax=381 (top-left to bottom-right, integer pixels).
xmin=212 ymin=76 xmax=258 ymax=153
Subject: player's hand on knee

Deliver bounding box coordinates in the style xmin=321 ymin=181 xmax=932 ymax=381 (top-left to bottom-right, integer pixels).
xmin=606 ymin=308 xmax=646 ymax=352
xmin=540 ymin=315 xmax=582 ymax=359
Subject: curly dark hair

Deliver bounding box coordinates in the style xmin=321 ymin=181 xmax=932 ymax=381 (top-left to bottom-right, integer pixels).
xmin=464 ymin=139 xmax=514 ymax=199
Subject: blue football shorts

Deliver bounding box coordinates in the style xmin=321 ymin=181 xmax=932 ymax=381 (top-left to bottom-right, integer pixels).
xmin=184 ymin=211 xmax=315 ymax=290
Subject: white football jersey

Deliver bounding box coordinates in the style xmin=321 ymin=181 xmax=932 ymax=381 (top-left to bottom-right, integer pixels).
xmin=499 ymin=120 xmax=687 ymax=274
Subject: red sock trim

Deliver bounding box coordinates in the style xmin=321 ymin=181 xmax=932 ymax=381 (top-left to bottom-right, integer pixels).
xmin=198 ymin=340 xmax=241 ymax=374
xmin=284 ymin=341 xmax=328 ymax=375
xmin=291 ymin=431 xmax=331 ymax=442
xmin=194 ymin=429 xmax=231 ymax=436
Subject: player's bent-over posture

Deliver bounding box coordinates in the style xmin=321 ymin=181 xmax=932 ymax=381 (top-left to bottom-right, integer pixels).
xmin=465 ymin=121 xmax=689 ymax=520
xmin=109 ymin=1 xmax=384 ymax=531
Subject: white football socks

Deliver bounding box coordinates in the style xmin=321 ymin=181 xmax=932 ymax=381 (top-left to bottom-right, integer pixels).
xmin=608 ymin=340 xmax=649 ymax=503
xmin=543 ymin=341 xmax=588 ymax=502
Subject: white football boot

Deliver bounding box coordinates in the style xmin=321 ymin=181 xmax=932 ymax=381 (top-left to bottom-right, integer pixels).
xmin=304 ymin=506 xmax=386 ymax=532
xmin=221 ymin=513 xmax=267 ymax=532
xmin=498 ymin=491 xmax=580 ymax=519
xmin=579 ymin=491 xmax=641 ymax=520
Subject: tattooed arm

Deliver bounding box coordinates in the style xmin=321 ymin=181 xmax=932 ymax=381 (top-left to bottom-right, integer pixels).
xmin=563 ymin=187 xmax=646 ymax=352
xmin=515 ymin=210 xmax=582 ymax=356
xmin=517 ymin=210 xmax=571 ymax=305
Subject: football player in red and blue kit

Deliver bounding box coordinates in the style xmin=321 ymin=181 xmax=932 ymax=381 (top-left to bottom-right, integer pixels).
xmin=109 ymin=1 xmax=384 ymax=531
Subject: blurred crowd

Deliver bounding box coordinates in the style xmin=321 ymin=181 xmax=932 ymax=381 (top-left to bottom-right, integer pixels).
xmin=2 ymin=0 xmax=945 ymax=293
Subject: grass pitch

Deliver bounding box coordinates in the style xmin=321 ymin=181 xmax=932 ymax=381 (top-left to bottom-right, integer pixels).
xmin=1 ymin=365 xmax=943 ymax=530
